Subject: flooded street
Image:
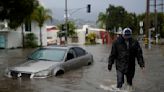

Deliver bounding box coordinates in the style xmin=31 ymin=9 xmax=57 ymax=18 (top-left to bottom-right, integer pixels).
xmin=0 ymin=44 xmax=164 ymax=92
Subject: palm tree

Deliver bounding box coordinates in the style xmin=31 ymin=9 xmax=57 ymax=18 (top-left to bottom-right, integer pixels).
xmin=67 ymin=21 xmax=76 ymax=37
xmin=31 ymin=5 xmax=52 ymax=46
xmin=96 ymin=12 xmax=107 ymax=29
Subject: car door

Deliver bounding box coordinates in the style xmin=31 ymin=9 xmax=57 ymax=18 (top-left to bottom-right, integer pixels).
xmin=73 ymin=47 xmax=90 ymax=67
xmin=63 ymin=48 xmax=78 ymax=71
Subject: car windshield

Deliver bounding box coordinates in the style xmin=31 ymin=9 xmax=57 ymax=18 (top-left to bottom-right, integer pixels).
xmin=28 ymin=48 xmax=66 ymax=61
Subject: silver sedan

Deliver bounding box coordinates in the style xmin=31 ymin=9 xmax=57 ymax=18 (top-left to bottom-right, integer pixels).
xmin=5 ymin=46 xmax=93 ymax=78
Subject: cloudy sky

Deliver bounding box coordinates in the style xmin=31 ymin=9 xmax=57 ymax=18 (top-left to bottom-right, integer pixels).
xmin=39 ymin=0 xmax=147 ymax=21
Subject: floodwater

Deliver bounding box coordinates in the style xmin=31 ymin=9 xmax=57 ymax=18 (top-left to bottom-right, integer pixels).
xmin=0 ymin=44 xmax=164 ymax=92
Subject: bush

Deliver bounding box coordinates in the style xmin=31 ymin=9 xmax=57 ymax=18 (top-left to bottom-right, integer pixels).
xmin=25 ymin=33 xmax=38 ymax=48
xmin=86 ymin=32 xmax=96 ymax=44
xmin=84 ymin=41 xmax=97 ymax=45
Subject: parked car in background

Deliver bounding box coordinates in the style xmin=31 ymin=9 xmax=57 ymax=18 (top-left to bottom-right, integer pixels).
xmin=5 ymin=46 xmax=93 ymax=78
xmin=47 ymin=37 xmax=56 ymax=45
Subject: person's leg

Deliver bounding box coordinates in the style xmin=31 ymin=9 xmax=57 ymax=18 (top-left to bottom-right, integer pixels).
xmin=116 ymin=70 xmax=124 ymax=88
xmin=126 ymin=71 xmax=135 ymax=91
xmin=126 ymin=69 xmax=135 ymax=86
xmin=126 ymin=75 xmax=133 ymax=86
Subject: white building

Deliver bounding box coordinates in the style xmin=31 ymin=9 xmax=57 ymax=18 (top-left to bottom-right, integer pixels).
xmin=76 ymin=25 xmax=106 ymax=44
xmin=46 ymin=26 xmax=59 ymax=45
xmin=0 ymin=21 xmax=47 ymax=49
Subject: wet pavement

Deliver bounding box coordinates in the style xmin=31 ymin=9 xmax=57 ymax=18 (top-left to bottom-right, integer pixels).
xmin=0 ymin=44 xmax=164 ymax=92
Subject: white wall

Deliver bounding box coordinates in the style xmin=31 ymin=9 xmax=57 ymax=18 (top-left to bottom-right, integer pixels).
xmin=76 ymin=25 xmax=106 ymax=45
xmin=7 ymin=29 xmax=22 ymax=48
xmin=76 ymin=29 xmax=86 ymax=44
xmin=5 ymin=23 xmax=47 ymax=48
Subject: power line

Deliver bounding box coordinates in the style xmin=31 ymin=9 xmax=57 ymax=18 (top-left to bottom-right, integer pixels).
xmin=150 ymin=0 xmax=164 ymax=13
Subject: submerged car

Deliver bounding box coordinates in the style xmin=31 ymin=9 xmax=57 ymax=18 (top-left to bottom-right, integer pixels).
xmin=5 ymin=46 xmax=93 ymax=78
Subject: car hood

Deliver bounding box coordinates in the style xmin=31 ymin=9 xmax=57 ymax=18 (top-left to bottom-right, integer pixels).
xmin=10 ymin=60 xmax=60 ymax=73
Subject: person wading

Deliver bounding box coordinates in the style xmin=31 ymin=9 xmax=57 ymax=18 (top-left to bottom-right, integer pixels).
xmin=108 ymin=28 xmax=145 ymax=91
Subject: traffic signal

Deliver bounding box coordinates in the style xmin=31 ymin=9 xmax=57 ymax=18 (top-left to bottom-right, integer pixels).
xmin=61 ymin=23 xmax=69 ymax=31
xmin=61 ymin=24 xmax=66 ymax=31
xmin=87 ymin=4 xmax=91 ymax=13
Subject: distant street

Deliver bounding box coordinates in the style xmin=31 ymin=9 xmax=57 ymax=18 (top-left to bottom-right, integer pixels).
xmin=0 ymin=44 xmax=164 ymax=92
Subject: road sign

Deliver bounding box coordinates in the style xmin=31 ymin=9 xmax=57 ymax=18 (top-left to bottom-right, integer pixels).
xmin=139 ymin=21 xmax=143 ymax=27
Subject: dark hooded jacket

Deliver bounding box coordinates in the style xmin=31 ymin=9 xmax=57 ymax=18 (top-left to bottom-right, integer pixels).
xmin=108 ymin=36 xmax=145 ymax=73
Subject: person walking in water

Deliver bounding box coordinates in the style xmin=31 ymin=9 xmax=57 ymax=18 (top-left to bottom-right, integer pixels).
xmin=108 ymin=28 xmax=145 ymax=91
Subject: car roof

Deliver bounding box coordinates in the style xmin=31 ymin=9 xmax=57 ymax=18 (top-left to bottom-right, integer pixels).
xmin=41 ymin=45 xmax=81 ymax=50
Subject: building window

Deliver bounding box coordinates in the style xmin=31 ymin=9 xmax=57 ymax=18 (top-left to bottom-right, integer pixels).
xmin=25 ymin=21 xmax=31 ymax=32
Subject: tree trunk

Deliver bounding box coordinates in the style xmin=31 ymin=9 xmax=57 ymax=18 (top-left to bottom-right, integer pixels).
xmin=39 ymin=27 xmax=43 ymax=47
xmin=21 ymin=24 xmax=25 ymax=48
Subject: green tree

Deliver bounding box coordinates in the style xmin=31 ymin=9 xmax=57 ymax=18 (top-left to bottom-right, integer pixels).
xmin=138 ymin=13 xmax=164 ymax=38
xmin=31 ymin=5 xmax=52 ymax=46
xmin=67 ymin=21 xmax=76 ymax=37
xmin=106 ymin=5 xmax=128 ymax=31
xmin=97 ymin=12 xmax=107 ymax=29
xmin=57 ymin=21 xmax=76 ymax=37
xmin=0 ymin=0 xmax=38 ymax=29
xmin=156 ymin=13 xmax=164 ymax=38
xmin=126 ymin=13 xmax=139 ymax=35
xmin=104 ymin=5 xmax=139 ymax=35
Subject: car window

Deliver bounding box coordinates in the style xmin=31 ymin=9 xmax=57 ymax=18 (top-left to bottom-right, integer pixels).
xmin=28 ymin=48 xmax=66 ymax=61
xmin=66 ymin=49 xmax=76 ymax=61
xmin=73 ymin=47 xmax=86 ymax=57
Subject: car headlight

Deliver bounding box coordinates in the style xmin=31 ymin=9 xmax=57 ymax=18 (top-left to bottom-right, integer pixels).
xmin=34 ymin=70 xmax=50 ymax=77
xmin=4 ymin=68 xmax=12 ymax=78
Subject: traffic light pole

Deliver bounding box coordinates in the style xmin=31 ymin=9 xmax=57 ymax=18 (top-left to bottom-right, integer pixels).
xmin=69 ymin=7 xmax=87 ymax=16
xmin=64 ymin=1 xmax=90 ymax=45
xmin=65 ymin=0 xmax=68 ymax=44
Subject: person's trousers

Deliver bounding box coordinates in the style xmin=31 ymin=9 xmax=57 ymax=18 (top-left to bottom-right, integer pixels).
xmin=116 ymin=70 xmax=135 ymax=88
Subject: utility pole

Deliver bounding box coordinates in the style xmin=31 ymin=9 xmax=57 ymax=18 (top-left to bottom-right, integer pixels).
xmin=65 ymin=0 xmax=68 ymax=44
xmin=161 ymin=0 xmax=164 ymax=12
xmin=154 ymin=0 xmax=158 ymax=35
xmin=146 ymin=0 xmax=164 ymax=46
xmin=145 ymin=0 xmax=150 ymax=48
xmin=64 ymin=1 xmax=90 ymax=44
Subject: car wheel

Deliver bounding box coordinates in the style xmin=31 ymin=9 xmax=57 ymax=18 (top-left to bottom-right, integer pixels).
xmin=87 ymin=57 xmax=93 ymax=65
xmin=88 ymin=61 xmax=93 ymax=65
xmin=87 ymin=62 xmax=92 ymax=65
xmin=55 ymin=70 xmax=64 ymax=76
